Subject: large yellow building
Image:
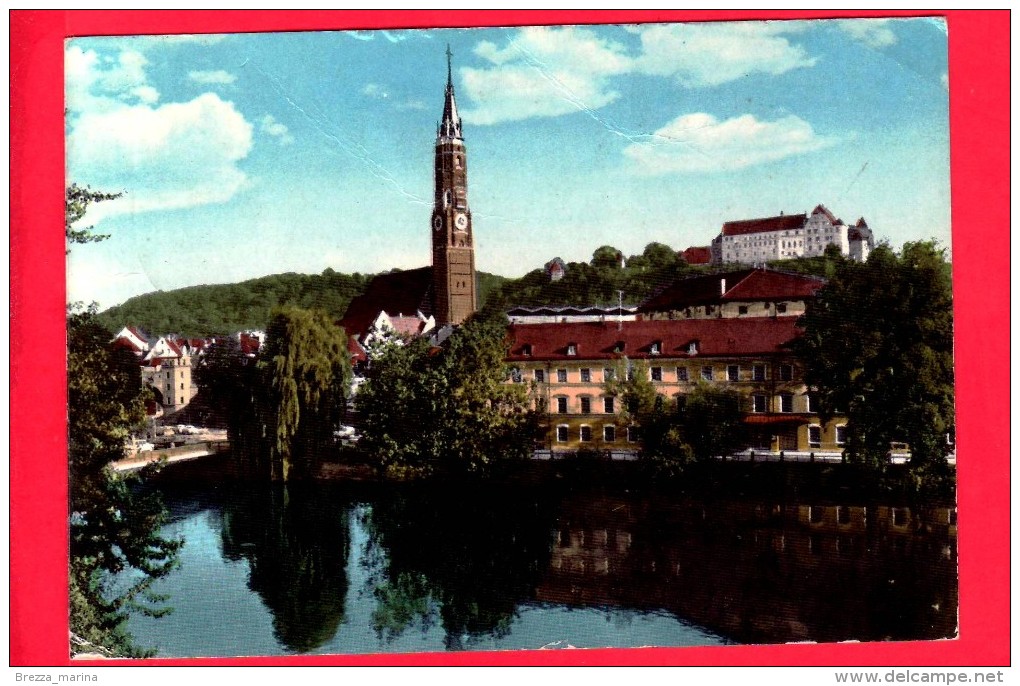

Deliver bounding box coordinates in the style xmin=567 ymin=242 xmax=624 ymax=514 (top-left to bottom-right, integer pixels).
xmin=506 ymin=316 xmax=848 ymax=459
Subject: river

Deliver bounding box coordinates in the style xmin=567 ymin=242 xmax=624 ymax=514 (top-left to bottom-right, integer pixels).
xmin=118 ymin=480 xmax=957 ymax=657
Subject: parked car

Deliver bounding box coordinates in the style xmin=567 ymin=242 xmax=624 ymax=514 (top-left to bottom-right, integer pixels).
xmin=137 ymin=442 xmax=155 ymax=452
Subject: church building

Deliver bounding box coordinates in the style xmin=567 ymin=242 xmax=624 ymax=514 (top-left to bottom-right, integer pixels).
xmin=339 ymin=49 xmax=477 ymax=342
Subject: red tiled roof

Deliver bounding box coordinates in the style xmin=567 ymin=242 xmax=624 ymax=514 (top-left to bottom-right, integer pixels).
xmin=639 ymin=269 xmax=824 ymax=312
xmin=338 ymin=267 xmax=434 ymax=339
xmin=811 ymin=204 xmax=839 ymax=224
xmin=389 ymin=315 xmax=427 ymax=337
xmin=112 ymin=336 xmax=144 ymax=354
xmin=507 ymin=317 xmax=801 ymax=362
xmin=721 ymin=270 xmax=825 ymax=301
xmin=238 ymin=333 xmax=261 ymax=356
xmin=721 ymin=213 xmax=806 ymax=237
xmin=681 ymin=246 xmax=712 ymax=265
xmin=165 ymin=339 xmax=184 ymax=357
xmin=347 ymin=335 xmax=367 ymax=364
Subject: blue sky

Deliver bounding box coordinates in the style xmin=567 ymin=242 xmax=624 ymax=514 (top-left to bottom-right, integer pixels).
xmin=65 ymin=18 xmax=950 ymax=309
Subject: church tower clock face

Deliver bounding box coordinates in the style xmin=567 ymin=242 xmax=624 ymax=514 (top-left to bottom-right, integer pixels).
xmin=454 ymin=213 xmax=468 ymax=230
xmin=433 ymin=215 xmax=442 ymax=231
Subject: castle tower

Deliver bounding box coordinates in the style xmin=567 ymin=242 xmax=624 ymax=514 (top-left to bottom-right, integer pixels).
xmin=431 ymin=46 xmax=477 ymax=326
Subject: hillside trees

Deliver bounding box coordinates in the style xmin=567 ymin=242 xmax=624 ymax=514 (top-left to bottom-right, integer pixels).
xmin=357 ymin=316 xmax=537 ymax=478
xmin=794 ymin=241 xmax=955 ymax=470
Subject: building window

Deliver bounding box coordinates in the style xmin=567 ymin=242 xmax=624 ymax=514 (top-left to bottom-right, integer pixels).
xmin=580 ymin=397 xmax=591 ymax=414
xmin=603 ymin=425 xmax=616 ymax=442
xmin=687 ymin=342 xmax=698 ymax=355
xmin=556 ymin=425 xmax=569 ymax=442
xmin=701 ymin=366 xmax=713 ymax=381
xmin=604 ymin=396 xmax=615 ymax=414
xmin=835 ymin=425 xmax=847 ymax=445
xmin=557 ymin=369 xmax=568 ymax=383
xmin=522 ymin=344 xmax=532 ymax=356
xmin=650 ymin=341 xmax=661 ymax=355
xmin=579 ymin=425 xmax=592 ymax=442
xmin=727 ymin=365 xmax=739 ymax=382
xmin=510 ymin=367 xmax=523 ymax=383
xmin=627 ymin=366 xmax=635 ymax=382
xmin=567 ymin=343 xmax=577 ymax=356
xmin=837 ymin=506 xmax=851 ymax=525
xmin=180 ymin=396 xmax=184 ymax=404
xmin=779 ymin=393 xmax=794 ymax=413
xmin=534 ymin=369 xmax=545 ymax=383
xmin=180 ymin=383 xmax=184 ymax=390
xmin=808 ymin=425 xmax=822 ymax=448
xmin=555 ymin=397 xmax=568 ymax=413
xmin=603 ymin=367 xmax=615 ymax=382
xmin=650 ymin=367 xmax=662 ymax=382
xmin=580 ymin=368 xmax=591 ymax=383
xmin=738 ymin=305 xmax=748 ymax=315
xmin=753 ymin=364 xmax=766 ymax=381
xmin=806 ymin=393 xmax=817 ymax=413
xmin=676 ymin=366 xmax=688 ymax=382
xmin=627 ymin=426 xmax=641 ymax=443
xmin=779 ymin=364 xmax=794 ymax=381
xmin=675 ymin=395 xmax=687 ymax=413
xmin=777 ymin=303 xmax=788 ymax=314
xmin=752 ymin=394 xmax=767 ymax=413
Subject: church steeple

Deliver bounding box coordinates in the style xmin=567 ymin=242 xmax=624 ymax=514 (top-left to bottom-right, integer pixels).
xmin=438 ymin=44 xmax=462 ymax=141
xmin=431 ymin=46 xmax=476 ymax=326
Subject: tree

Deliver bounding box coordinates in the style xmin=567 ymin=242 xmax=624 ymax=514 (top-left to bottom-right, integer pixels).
xmin=603 ymin=362 xmax=745 ymax=471
xmin=357 ymin=317 xmax=537 ymax=479
xmin=68 ymin=307 xmax=181 ymax=657
xmin=591 ymin=245 xmax=624 ymax=270
xmin=793 ymin=241 xmax=955 ymax=470
xmin=66 ymin=184 xmax=121 ymax=250
xmin=259 ymin=307 xmax=353 ymax=481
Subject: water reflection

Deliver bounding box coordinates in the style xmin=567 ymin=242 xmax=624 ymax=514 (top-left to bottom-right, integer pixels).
xmin=362 ymin=487 xmax=556 ymax=650
xmin=219 ymin=485 xmax=351 ymax=653
xmin=135 ymin=482 xmax=956 ymax=655
xmin=537 ymin=495 xmax=957 ymax=644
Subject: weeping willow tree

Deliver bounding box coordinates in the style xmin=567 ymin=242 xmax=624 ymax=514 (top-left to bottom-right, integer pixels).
xmin=258 ymin=307 xmax=353 ymax=481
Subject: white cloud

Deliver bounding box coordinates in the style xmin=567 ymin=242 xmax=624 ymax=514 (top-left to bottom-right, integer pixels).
xmin=362 ymin=83 xmax=389 ymax=99
xmin=461 ymin=23 xmax=816 ymax=125
xmin=632 ymin=22 xmax=816 ymax=87
xmin=461 ymin=26 xmax=631 ymax=125
xmin=838 ymin=19 xmax=897 ymax=48
xmin=66 ymin=44 xmax=255 ymax=221
xmin=622 ymin=112 xmax=834 ymax=174
xmin=188 ymin=69 xmax=236 ymax=85
xmin=260 ymin=114 xmax=294 ymax=145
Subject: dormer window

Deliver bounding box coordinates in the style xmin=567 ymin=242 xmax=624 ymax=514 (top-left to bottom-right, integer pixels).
xmin=567 ymin=343 xmax=577 ymax=356
xmin=614 ymin=341 xmax=626 ymax=354
xmin=650 ymin=341 xmax=661 ymax=355
xmin=687 ymin=341 xmax=699 ymax=356
xmin=522 ymin=344 xmax=532 ymax=356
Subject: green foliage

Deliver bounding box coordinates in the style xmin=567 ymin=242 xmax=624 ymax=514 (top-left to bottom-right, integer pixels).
xmin=681 ymin=383 xmax=747 ymax=461
xmin=96 ymin=270 xmax=506 ymax=337
xmin=67 ymin=307 xmax=181 ymax=657
xmin=358 ymin=317 xmax=538 ymax=479
xmin=96 ymin=269 xmax=371 ymax=337
xmin=767 ymin=243 xmax=847 ymax=279
xmin=793 ymin=241 xmax=955 ymax=471
xmin=66 ymin=184 xmax=121 ymax=250
xmin=259 ymin=307 xmax=353 ymax=481
xmin=603 ymin=363 xmax=745 ymax=473
xmin=479 ymin=242 xmax=705 ymax=317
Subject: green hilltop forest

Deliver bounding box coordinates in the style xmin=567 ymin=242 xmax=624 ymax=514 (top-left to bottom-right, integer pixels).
xmin=95 ymin=243 xmax=841 ymax=336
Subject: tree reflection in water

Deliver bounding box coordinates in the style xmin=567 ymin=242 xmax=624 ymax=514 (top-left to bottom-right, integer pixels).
xmin=361 ymin=484 xmax=556 ymax=650
xmin=219 ymin=484 xmax=350 ymax=653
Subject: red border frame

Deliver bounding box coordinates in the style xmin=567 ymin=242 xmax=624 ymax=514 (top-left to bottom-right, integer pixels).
xmin=10 ymin=10 xmax=1009 ymax=666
